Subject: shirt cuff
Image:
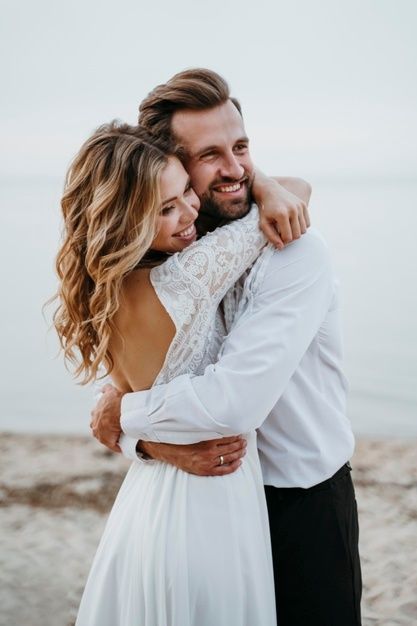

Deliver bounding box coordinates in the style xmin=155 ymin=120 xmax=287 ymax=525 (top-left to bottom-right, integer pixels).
xmin=120 ymin=390 xmax=160 ymax=441
xmin=118 ymin=433 xmax=154 ymax=464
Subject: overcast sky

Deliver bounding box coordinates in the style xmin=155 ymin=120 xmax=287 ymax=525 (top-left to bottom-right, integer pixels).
xmin=1 ymin=0 xmax=416 ymax=180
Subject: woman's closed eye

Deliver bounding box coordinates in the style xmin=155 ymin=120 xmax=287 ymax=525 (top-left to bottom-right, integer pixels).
xmin=161 ymin=205 xmax=175 ymax=216
xmin=161 ymin=182 xmax=194 ymax=216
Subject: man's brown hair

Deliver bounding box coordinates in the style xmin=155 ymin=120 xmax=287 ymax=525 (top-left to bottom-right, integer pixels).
xmin=138 ymin=68 xmax=242 ymax=140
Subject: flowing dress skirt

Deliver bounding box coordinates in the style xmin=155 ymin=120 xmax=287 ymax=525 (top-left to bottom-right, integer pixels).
xmin=75 ymin=431 xmax=276 ymax=626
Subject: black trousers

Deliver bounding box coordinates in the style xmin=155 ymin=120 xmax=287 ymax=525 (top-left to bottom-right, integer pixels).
xmin=264 ymin=464 xmax=362 ymax=626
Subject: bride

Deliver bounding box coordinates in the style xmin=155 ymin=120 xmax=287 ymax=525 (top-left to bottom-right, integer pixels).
xmin=53 ymin=121 xmax=278 ymax=625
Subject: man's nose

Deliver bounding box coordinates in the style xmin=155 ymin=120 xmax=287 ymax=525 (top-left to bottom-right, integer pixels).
xmin=220 ymin=153 xmax=245 ymax=181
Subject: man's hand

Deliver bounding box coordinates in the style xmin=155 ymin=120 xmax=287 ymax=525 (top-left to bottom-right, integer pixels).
xmin=90 ymin=384 xmax=124 ymax=453
xmin=252 ymin=170 xmax=311 ymax=250
xmin=138 ymin=436 xmax=247 ymax=476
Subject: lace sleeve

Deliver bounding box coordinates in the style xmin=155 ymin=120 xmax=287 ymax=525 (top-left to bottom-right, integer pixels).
xmin=170 ymin=205 xmax=265 ymax=303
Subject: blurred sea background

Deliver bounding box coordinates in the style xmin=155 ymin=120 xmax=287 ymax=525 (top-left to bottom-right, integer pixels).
xmin=0 ymin=0 xmax=416 ymax=438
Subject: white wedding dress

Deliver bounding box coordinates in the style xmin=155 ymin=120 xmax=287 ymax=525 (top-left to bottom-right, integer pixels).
xmin=76 ymin=208 xmax=276 ymax=626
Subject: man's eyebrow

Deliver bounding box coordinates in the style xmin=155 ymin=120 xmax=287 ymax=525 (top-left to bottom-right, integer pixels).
xmin=161 ymin=177 xmax=191 ymax=205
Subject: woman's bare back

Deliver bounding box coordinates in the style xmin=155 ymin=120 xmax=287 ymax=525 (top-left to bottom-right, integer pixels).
xmin=109 ymin=268 xmax=175 ymax=393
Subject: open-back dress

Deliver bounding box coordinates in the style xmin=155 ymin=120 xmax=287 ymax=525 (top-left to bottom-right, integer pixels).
xmin=75 ymin=207 xmax=276 ymax=626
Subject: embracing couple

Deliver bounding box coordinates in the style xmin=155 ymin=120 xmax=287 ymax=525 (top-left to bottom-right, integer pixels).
xmin=54 ymin=68 xmax=362 ymax=625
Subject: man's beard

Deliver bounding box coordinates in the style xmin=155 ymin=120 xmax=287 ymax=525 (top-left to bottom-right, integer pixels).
xmin=199 ymin=174 xmax=254 ymax=222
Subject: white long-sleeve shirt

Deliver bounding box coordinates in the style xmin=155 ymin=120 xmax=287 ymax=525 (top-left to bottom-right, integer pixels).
xmin=120 ymin=228 xmax=355 ymax=488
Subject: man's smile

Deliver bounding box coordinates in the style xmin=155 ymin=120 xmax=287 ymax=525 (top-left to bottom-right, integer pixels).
xmin=211 ymin=177 xmax=248 ymax=197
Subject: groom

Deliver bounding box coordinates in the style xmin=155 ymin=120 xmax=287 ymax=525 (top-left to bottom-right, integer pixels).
xmin=91 ymin=69 xmax=362 ymax=625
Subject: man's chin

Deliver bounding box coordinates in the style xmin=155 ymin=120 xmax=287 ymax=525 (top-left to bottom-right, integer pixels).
xmin=200 ymin=195 xmax=251 ymax=221
xmin=220 ymin=199 xmax=251 ymax=220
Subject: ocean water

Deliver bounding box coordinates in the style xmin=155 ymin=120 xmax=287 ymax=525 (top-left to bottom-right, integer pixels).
xmin=0 ymin=177 xmax=416 ymax=437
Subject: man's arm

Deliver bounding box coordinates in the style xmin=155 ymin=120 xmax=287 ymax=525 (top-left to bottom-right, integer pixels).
xmin=121 ymin=230 xmax=333 ymax=442
xmin=90 ymin=389 xmax=248 ymax=475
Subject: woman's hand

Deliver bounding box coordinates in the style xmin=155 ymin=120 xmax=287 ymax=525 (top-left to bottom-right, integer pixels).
xmin=252 ymin=169 xmax=311 ymax=249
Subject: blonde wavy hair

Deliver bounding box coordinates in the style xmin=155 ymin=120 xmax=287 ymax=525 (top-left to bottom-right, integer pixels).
xmin=53 ymin=121 xmax=172 ymax=384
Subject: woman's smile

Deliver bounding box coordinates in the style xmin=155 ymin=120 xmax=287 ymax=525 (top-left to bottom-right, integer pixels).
xmin=174 ymin=223 xmax=197 ymax=241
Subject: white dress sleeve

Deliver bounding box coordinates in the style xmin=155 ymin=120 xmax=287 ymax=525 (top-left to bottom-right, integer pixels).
xmin=150 ymin=206 xmax=265 ymax=327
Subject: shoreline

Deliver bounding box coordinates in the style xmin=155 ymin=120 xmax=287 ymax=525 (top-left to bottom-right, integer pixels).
xmin=1 ymin=433 xmax=416 ymax=625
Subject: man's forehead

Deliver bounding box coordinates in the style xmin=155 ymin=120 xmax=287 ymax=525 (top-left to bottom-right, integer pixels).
xmin=172 ymin=101 xmax=247 ymax=155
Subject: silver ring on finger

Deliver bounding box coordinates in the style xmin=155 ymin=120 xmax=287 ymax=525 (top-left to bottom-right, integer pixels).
xmin=219 ymin=455 xmax=225 ymax=466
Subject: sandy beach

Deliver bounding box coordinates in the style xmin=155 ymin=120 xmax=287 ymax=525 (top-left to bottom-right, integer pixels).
xmin=1 ymin=433 xmax=416 ymax=626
